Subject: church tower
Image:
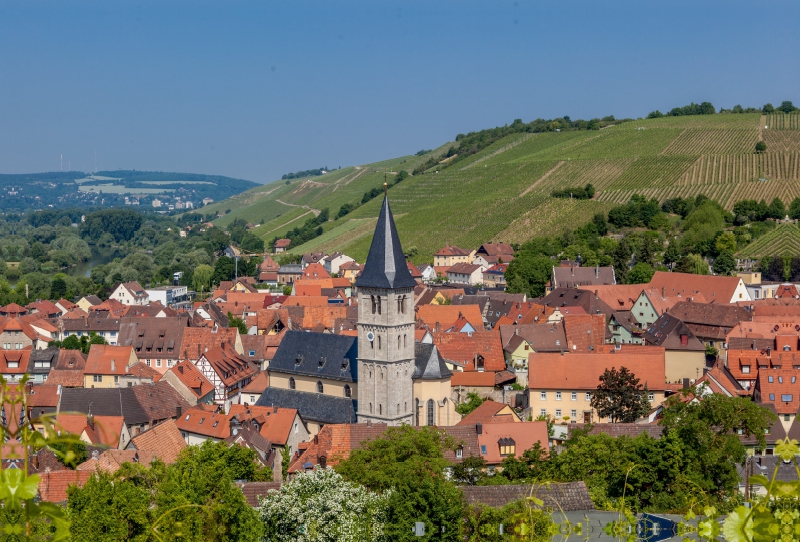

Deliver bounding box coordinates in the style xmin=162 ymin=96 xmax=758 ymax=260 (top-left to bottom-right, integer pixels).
xmin=356 ymin=191 xmax=417 ymax=425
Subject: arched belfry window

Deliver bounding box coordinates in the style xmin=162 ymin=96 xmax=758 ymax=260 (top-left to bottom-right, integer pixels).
xmin=377 ymin=296 xmax=382 ymax=315
xmin=289 ymin=377 xmax=295 ymax=389
xmin=371 ymin=295 xmax=376 ymax=314
xmin=316 ymin=381 xmax=324 ymax=394
xmin=344 ymin=385 xmax=351 ymax=398
xmin=427 ymin=399 xmax=435 ymax=426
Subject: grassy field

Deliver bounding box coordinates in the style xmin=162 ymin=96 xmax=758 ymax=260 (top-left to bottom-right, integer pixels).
xmin=210 ymin=112 xmax=800 ymax=262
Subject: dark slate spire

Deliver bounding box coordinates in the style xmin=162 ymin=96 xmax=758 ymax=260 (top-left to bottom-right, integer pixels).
xmin=356 ymin=196 xmax=417 ymax=289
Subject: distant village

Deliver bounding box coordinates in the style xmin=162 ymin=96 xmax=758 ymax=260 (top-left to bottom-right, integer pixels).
xmin=6 ymin=195 xmax=793 ymax=503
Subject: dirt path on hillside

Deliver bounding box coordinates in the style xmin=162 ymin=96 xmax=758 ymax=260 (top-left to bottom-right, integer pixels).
xmin=659 ymin=129 xmax=687 ymax=155
xmin=759 ymin=115 xmax=766 ymax=141
xmin=276 ymin=199 xmax=320 ymax=215
xmin=520 ymin=161 xmax=564 ymax=196
xmin=259 ymin=210 xmax=315 ymax=238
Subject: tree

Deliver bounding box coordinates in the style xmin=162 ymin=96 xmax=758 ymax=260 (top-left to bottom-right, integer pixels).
xmin=626 ymin=262 xmax=654 ymax=284
xmin=590 ymin=366 xmax=650 ymax=423
xmin=336 ymin=426 xmax=464 ymax=541
xmin=592 ymin=213 xmax=608 ymax=236
xmin=212 ymin=256 xmax=236 ymax=284
xmin=659 ymin=390 xmax=775 ymax=498
xmin=61 ymin=335 xmax=82 ymax=350
xmin=611 ymin=238 xmax=632 ymax=283
xmin=778 ymin=100 xmax=797 ymax=113
xmin=504 ymin=253 xmax=553 ymax=297
xmin=790 ymin=255 xmax=800 ymax=281
xmin=755 ymin=140 xmax=767 ymax=153
xmin=193 ymin=264 xmax=214 ymax=293
xmin=762 ymin=255 xmax=786 ymax=282
xmin=240 ymin=232 xmax=265 ymax=253
xmin=789 ymin=198 xmax=800 ymax=220
xmin=50 ymin=275 xmax=68 ymax=300
xmin=637 ymin=235 xmax=656 ymax=267
xmin=228 ymin=312 xmax=248 ymax=335
xmin=455 ymin=392 xmax=484 ymax=416
xmin=69 ymin=442 xmax=263 ymax=542
xmin=763 ymin=103 xmax=774 ymax=113
xmin=768 ymin=197 xmax=786 ymax=219
xmin=259 ymin=467 xmax=389 ymax=542
xmin=662 ymin=240 xmax=680 ymax=268
xmin=712 ymin=251 xmax=736 ymax=275
xmin=450 ymin=456 xmax=488 ymax=486
xmin=675 ymin=254 xmax=709 ymax=275
xmin=714 ymin=231 xmax=737 ymax=255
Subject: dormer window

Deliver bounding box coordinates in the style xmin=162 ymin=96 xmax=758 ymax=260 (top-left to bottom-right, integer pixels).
xmin=318 ymin=357 xmax=326 ymax=368
xmin=499 ymin=438 xmax=515 ymax=456
xmin=295 ymin=355 xmax=303 ymax=366
xmin=742 ymin=365 xmax=751 ymax=374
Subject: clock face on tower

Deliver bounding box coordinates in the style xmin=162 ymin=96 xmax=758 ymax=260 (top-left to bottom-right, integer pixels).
xmin=366 ymin=331 xmax=375 ymax=342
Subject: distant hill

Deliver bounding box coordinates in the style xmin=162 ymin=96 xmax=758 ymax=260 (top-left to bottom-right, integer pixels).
xmin=206 ymin=110 xmax=800 ymax=263
xmin=0 ymin=170 xmax=257 ymax=211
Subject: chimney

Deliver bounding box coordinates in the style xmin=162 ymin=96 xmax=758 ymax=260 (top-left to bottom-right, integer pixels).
xmin=110 ymin=359 xmax=115 ymax=373
xmin=767 ymin=347 xmax=772 ymax=357
xmin=176 ymin=405 xmax=182 ymax=418
xmin=87 ymin=415 xmax=95 ymax=430
xmin=476 ymin=422 xmax=482 ymax=435
xmin=661 ymin=287 xmax=665 ymax=300
xmin=595 ymin=264 xmax=599 ymax=278
xmin=178 ymin=365 xmax=184 ymax=374
xmin=91 ymin=449 xmax=99 ymax=461
xmin=682 ymin=378 xmax=690 ymax=389
xmin=571 ymin=266 xmax=574 ymax=276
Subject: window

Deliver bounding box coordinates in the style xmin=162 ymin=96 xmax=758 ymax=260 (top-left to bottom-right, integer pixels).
xmin=540 ymin=391 xmax=547 ymax=401
xmin=93 ymin=375 xmax=102 ymax=382
xmin=344 ymin=385 xmax=351 ymax=398
xmin=379 ymin=404 xmax=383 ymax=415
xmin=456 ymin=447 xmax=463 ymax=459
xmin=294 ymin=423 xmax=298 ymax=434
xmin=316 ymin=381 xmax=324 ymax=393
xmin=397 ymin=404 xmax=400 ymax=414
xmin=555 ymin=391 xmax=562 ymax=401
xmin=156 ymin=360 xmax=162 ymax=368
xmin=7 ymin=361 xmax=18 ymax=369
xmin=499 ymin=442 xmax=516 ymax=455
xmin=250 ymin=395 xmax=256 ymax=403
xmin=571 ymin=392 xmax=577 ymax=401
xmin=370 ymin=403 xmax=374 ymax=414
xmin=785 ymin=414 xmax=791 ymax=422
xmin=427 ymin=399 xmax=435 ymax=426
xmin=770 ymin=393 xmax=775 ymax=401
xmin=555 ymin=409 xmax=562 ymax=418
xmin=571 ymin=409 xmax=577 ymax=418
xmin=378 ymin=335 xmax=381 ymax=350
xmin=480 ymin=445 xmax=487 ymax=455
xmin=742 ymin=366 xmax=750 ymax=374
xmin=539 ymin=408 xmax=547 ymax=417
xmin=769 ymin=375 xmax=774 ymax=383
xmin=648 ymin=392 xmax=654 ymax=402
xmin=782 ymin=394 xmax=793 ymax=402
xmin=289 ymin=377 xmax=296 ymax=390
xmin=249 ymin=350 xmax=256 ymax=357
xmin=146 ymin=360 xmax=151 ymax=367
xmin=114 ymin=376 xmax=119 ymax=384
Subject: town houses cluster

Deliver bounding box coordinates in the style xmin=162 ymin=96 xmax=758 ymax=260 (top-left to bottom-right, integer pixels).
xmin=6 ymin=195 xmax=799 ymax=502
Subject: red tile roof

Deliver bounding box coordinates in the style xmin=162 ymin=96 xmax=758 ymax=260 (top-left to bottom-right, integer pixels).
xmin=228 ymin=404 xmax=298 ymax=446
xmin=477 ymin=421 xmax=549 ymax=464
xmin=164 ymin=360 xmax=214 ymax=399
xmin=528 ymin=345 xmax=666 ymax=391
xmin=176 ymin=406 xmax=231 ymax=439
xmin=649 ymin=271 xmax=744 ymax=303
xmin=434 ymin=331 xmax=505 ymax=372
xmin=450 ymin=371 xmax=497 ymax=387
xmin=84 ymin=344 xmax=135 ymax=376
xmin=180 ymin=327 xmax=239 ymax=361
xmin=416 ymin=304 xmax=484 ymax=332
xmin=37 ymin=469 xmax=93 ymax=503
xmin=76 ymin=449 xmax=159 ymax=474
xmin=577 ymin=284 xmax=645 ymax=311
xmin=457 ymin=400 xmax=521 ymax=426
xmin=435 ymin=245 xmax=472 ymax=256
xmin=755 ymin=368 xmax=800 ymax=414
xmin=128 ymin=419 xmax=186 ymax=464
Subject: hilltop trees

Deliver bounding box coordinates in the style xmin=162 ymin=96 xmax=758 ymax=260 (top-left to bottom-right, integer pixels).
xmin=336 ymin=426 xmax=464 ymax=542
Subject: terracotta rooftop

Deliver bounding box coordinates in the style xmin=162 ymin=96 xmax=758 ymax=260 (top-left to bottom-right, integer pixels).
xmin=416 ymin=304 xmax=484 ymax=332
xmin=457 ymin=400 xmax=521 ymax=426
xmin=37 ymin=470 xmax=93 ymax=503
xmin=128 ymin=419 xmax=186 ymax=464
xmin=228 ymin=404 xmax=299 ymax=446
xmin=76 ymin=449 xmax=159 ymax=474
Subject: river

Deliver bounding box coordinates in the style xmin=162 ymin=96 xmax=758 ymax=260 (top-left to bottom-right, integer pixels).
xmin=66 ymin=246 xmax=123 ymax=277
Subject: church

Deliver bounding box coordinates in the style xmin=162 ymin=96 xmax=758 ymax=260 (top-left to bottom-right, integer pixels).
xmin=261 ymin=192 xmax=459 ymax=432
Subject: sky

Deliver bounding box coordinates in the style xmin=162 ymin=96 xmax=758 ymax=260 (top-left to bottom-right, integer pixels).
xmin=1 ymin=1 xmax=798 ymax=184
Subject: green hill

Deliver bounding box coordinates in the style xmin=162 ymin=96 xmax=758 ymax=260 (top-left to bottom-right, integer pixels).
xmin=208 ymin=111 xmax=800 ymax=262
xmin=737 ymin=222 xmax=800 ymax=259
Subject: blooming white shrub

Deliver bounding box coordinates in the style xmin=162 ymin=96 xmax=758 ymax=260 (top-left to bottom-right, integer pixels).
xmin=258 ymin=467 xmax=390 ymax=542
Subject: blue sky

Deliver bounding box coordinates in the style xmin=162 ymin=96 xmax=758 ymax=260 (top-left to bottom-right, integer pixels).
xmin=1 ymin=1 xmax=798 ymax=184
